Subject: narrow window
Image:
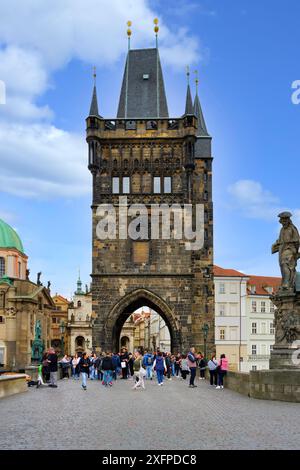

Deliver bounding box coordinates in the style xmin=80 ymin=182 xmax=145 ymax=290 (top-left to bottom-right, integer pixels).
xmin=164 ymin=176 xmax=171 ymax=194
xmin=122 ymin=177 xmax=130 ymax=194
xmin=252 ymin=323 xmax=257 ymax=334
xmin=153 ymin=177 xmax=161 ymax=194
xmin=0 ymin=257 xmax=5 ymax=277
xmin=132 ymin=241 xmax=150 ymax=264
xmin=112 ymin=177 xmax=120 ymax=194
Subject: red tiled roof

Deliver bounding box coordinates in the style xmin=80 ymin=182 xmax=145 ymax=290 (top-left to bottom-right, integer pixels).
xmin=213 ymin=265 xmax=247 ymax=277
xmin=247 ymin=275 xmax=281 ymax=296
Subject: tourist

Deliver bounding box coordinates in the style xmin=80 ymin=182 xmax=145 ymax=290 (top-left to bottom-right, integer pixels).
xmin=128 ymin=353 xmax=135 ymax=379
xmin=142 ymin=350 xmax=154 ymax=380
xmin=47 ymin=347 xmax=58 ymax=388
xmin=216 ymin=354 xmax=229 ymax=389
xmin=171 ymin=354 xmax=176 ymax=376
xmin=101 ymin=352 xmax=114 ymax=387
xmin=198 ymin=354 xmax=207 ymax=380
xmin=180 ymin=354 xmax=189 ymax=380
xmin=78 ymin=352 xmax=90 ymax=390
xmin=187 ymin=347 xmax=198 ymax=388
xmin=60 ymin=354 xmax=71 ymax=379
xmin=132 ymin=351 xmax=146 ymax=390
xmin=175 ymin=353 xmax=181 ymax=378
xmin=89 ymin=353 xmax=97 ymax=380
xmin=41 ymin=352 xmax=50 ymax=383
xmin=152 ymin=351 xmax=166 ymax=386
xmin=165 ymin=353 xmax=172 ymax=380
xmin=72 ymin=353 xmax=80 ymax=379
xmin=95 ymin=353 xmax=104 ymax=381
xmin=120 ymin=347 xmax=129 ymax=379
xmin=112 ymin=352 xmax=121 ymax=380
xmin=207 ymin=355 xmax=218 ymax=386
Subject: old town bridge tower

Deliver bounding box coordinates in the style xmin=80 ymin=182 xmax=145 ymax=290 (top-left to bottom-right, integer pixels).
xmin=86 ymin=38 xmax=214 ymax=354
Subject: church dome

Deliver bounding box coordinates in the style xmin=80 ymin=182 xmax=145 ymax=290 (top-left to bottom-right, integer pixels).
xmin=0 ymin=219 xmax=24 ymax=254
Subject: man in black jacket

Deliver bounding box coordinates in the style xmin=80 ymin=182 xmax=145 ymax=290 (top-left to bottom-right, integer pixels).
xmin=47 ymin=348 xmax=58 ymax=388
xmin=101 ymin=352 xmax=115 ymax=387
xmin=120 ymin=348 xmax=129 ymax=380
xmin=78 ymin=352 xmax=90 ymax=390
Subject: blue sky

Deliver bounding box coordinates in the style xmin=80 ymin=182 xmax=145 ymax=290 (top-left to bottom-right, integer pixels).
xmin=0 ymin=0 xmax=300 ymax=297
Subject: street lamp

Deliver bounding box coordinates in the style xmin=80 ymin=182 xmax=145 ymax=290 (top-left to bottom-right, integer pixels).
xmin=202 ymin=323 xmax=209 ymax=359
xmin=59 ymin=320 xmax=65 ymax=356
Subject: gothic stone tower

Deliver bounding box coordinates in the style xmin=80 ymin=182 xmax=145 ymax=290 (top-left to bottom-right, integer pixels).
xmin=86 ymin=46 xmax=214 ymax=353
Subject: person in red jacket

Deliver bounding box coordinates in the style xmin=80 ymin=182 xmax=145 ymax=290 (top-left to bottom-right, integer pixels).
xmin=216 ymin=353 xmax=229 ymax=389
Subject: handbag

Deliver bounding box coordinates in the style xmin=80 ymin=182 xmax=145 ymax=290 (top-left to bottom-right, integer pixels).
xmin=121 ymin=361 xmax=127 ymax=368
xmin=139 ymin=367 xmax=146 ymax=377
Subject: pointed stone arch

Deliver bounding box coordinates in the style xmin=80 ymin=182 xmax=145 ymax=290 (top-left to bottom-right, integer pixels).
xmin=103 ymin=288 xmax=182 ymax=352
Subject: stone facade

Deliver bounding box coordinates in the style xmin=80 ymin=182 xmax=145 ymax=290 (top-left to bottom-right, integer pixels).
xmin=87 ymin=49 xmax=214 ymax=354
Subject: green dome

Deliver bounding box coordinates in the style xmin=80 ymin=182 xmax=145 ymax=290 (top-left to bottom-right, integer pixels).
xmin=0 ymin=219 xmax=24 ymax=254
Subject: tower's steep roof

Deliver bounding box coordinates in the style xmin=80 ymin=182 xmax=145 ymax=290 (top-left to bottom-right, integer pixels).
xmin=0 ymin=219 xmax=24 ymax=254
xmin=117 ymin=48 xmax=169 ymax=119
xmin=89 ymin=85 xmax=100 ymax=117
xmin=194 ymin=92 xmax=208 ymax=136
xmin=184 ymin=84 xmax=193 ymax=115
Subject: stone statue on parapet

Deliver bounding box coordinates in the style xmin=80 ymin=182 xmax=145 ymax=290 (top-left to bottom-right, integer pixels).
xmin=272 ymin=212 xmax=300 ymax=292
xmin=37 ymin=272 xmax=42 ymax=286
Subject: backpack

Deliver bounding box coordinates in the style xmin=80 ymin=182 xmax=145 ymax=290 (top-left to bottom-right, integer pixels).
xmin=147 ymin=355 xmax=153 ymax=365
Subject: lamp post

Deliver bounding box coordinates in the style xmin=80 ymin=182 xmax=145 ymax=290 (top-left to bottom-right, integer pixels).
xmin=202 ymin=323 xmax=209 ymax=360
xmin=59 ymin=320 xmax=65 ymax=357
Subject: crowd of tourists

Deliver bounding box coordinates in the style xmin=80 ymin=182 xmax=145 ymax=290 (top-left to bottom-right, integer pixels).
xmin=36 ymin=346 xmax=228 ymax=391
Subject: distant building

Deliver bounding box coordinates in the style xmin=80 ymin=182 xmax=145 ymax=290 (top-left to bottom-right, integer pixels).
xmin=214 ymin=265 xmax=280 ymax=372
xmin=67 ymin=276 xmax=92 ymax=355
xmin=0 ymin=219 xmax=55 ymax=369
xmin=51 ymin=294 xmax=70 ymax=354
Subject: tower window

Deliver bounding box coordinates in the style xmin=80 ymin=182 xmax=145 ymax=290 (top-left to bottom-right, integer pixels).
xmin=153 ymin=177 xmax=161 ymax=194
xmin=163 ymin=177 xmax=172 ymax=194
xmin=132 ymin=241 xmax=149 ymax=264
xmin=0 ymin=257 xmax=5 ymax=277
xmin=122 ymin=177 xmax=130 ymax=194
xmin=112 ymin=177 xmax=120 ymax=194
xmin=143 ymin=74 xmax=149 ymax=80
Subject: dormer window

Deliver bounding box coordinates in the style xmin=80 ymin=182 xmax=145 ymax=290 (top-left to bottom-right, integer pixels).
xmin=265 ymin=286 xmax=273 ymax=294
xmin=250 ymin=285 xmax=256 ymax=294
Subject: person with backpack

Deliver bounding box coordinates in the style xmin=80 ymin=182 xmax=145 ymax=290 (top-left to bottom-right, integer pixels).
xmin=142 ymin=350 xmax=154 ymax=380
xmin=152 ymin=351 xmax=166 ymax=386
xmin=207 ymin=355 xmax=218 ymax=386
xmin=78 ymin=352 xmax=90 ymax=391
xmin=165 ymin=353 xmax=172 ymax=380
xmin=187 ymin=347 xmax=198 ymax=388
xmin=101 ymin=352 xmax=115 ymax=387
xmin=198 ymin=354 xmax=207 ymax=380
xmin=112 ymin=352 xmax=121 ymax=380
xmin=216 ymin=353 xmax=229 ymax=389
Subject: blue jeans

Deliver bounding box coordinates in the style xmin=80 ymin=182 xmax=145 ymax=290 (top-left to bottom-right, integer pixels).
xmin=81 ymin=372 xmax=88 ymax=388
xmin=146 ymin=365 xmax=153 ymax=379
xmin=171 ymin=364 xmax=175 ymax=376
xmin=103 ymin=370 xmax=112 ymax=385
xmin=189 ymin=367 xmax=196 ymax=386
xmin=156 ymin=369 xmax=164 ymax=384
xmin=218 ymin=370 xmax=226 ymax=386
xmin=90 ymin=367 xmax=96 ymax=379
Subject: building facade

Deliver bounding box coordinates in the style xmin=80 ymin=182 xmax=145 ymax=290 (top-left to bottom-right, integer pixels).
xmin=67 ymin=277 xmax=92 ymax=356
xmin=87 ymin=41 xmax=214 ymax=354
xmin=51 ymin=294 xmax=69 ymax=353
xmin=214 ymin=265 xmax=280 ymax=372
xmin=0 ymin=219 xmax=55 ymax=369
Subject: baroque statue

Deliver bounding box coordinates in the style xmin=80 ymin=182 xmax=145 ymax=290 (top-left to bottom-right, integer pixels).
xmin=272 ymin=212 xmax=300 ymax=291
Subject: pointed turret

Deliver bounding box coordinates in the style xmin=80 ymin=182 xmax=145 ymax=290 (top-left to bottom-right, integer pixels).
xmin=89 ymin=84 xmax=100 ymax=117
xmin=194 ymin=92 xmax=208 ymax=136
xmin=184 ymin=83 xmax=193 ymax=115
xmin=75 ymin=272 xmax=84 ymax=295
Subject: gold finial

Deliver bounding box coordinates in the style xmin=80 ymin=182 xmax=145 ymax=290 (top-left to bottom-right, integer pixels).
xmin=154 ymin=17 xmax=159 ymax=34
xmin=92 ymin=66 xmax=96 ymax=84
xmin=194 ymin=69 xmax=199 ymax=92
xmin=127 ymin=20 xmax=132 ymax=37
xmin=186 ymin=65 xmax=190 ymax=84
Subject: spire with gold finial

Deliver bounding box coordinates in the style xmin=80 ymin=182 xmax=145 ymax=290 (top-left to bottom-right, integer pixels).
xmin=127 ymin=20 xmax=132 ymax=51
xmin=184 ymin=65 xmax=193 ymax=115
xmin=89 ymin=65 xmax=100 ymax=116
xmin=154 ymin=18 xmax=159 ymax=49
xmin=193 ymin=68 xmax=208 ymax=135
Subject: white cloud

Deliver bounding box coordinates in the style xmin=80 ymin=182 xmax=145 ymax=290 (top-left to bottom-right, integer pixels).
xmin=0 ymin=122 xmax=90 ymax=198
xmin=0 ymin=0 xmax=202 ymax=198
xmin=228 ymin=179 xmax=300 ymax=226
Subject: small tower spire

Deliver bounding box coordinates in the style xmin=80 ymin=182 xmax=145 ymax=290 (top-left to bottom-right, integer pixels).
xmin=89 ymin=66 xmax=100 ymax=116
xmin=127 ymin=20 xmax=132 ymax=51
xmin=154 ymin=18 xmax=159 ymax=49
xmin=193 ymin=69 xmax=208 ymax=136
xmin=184 ymin=65 xmax=193 ymax=115
xmin=75 ymin=269 xmax=84 ymax=295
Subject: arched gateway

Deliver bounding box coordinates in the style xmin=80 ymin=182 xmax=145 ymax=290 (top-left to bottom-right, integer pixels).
xmin=87 ymin=43 xmax=215 ymax=355
xmin=104 ymin=289 xmax=181 ymax=353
